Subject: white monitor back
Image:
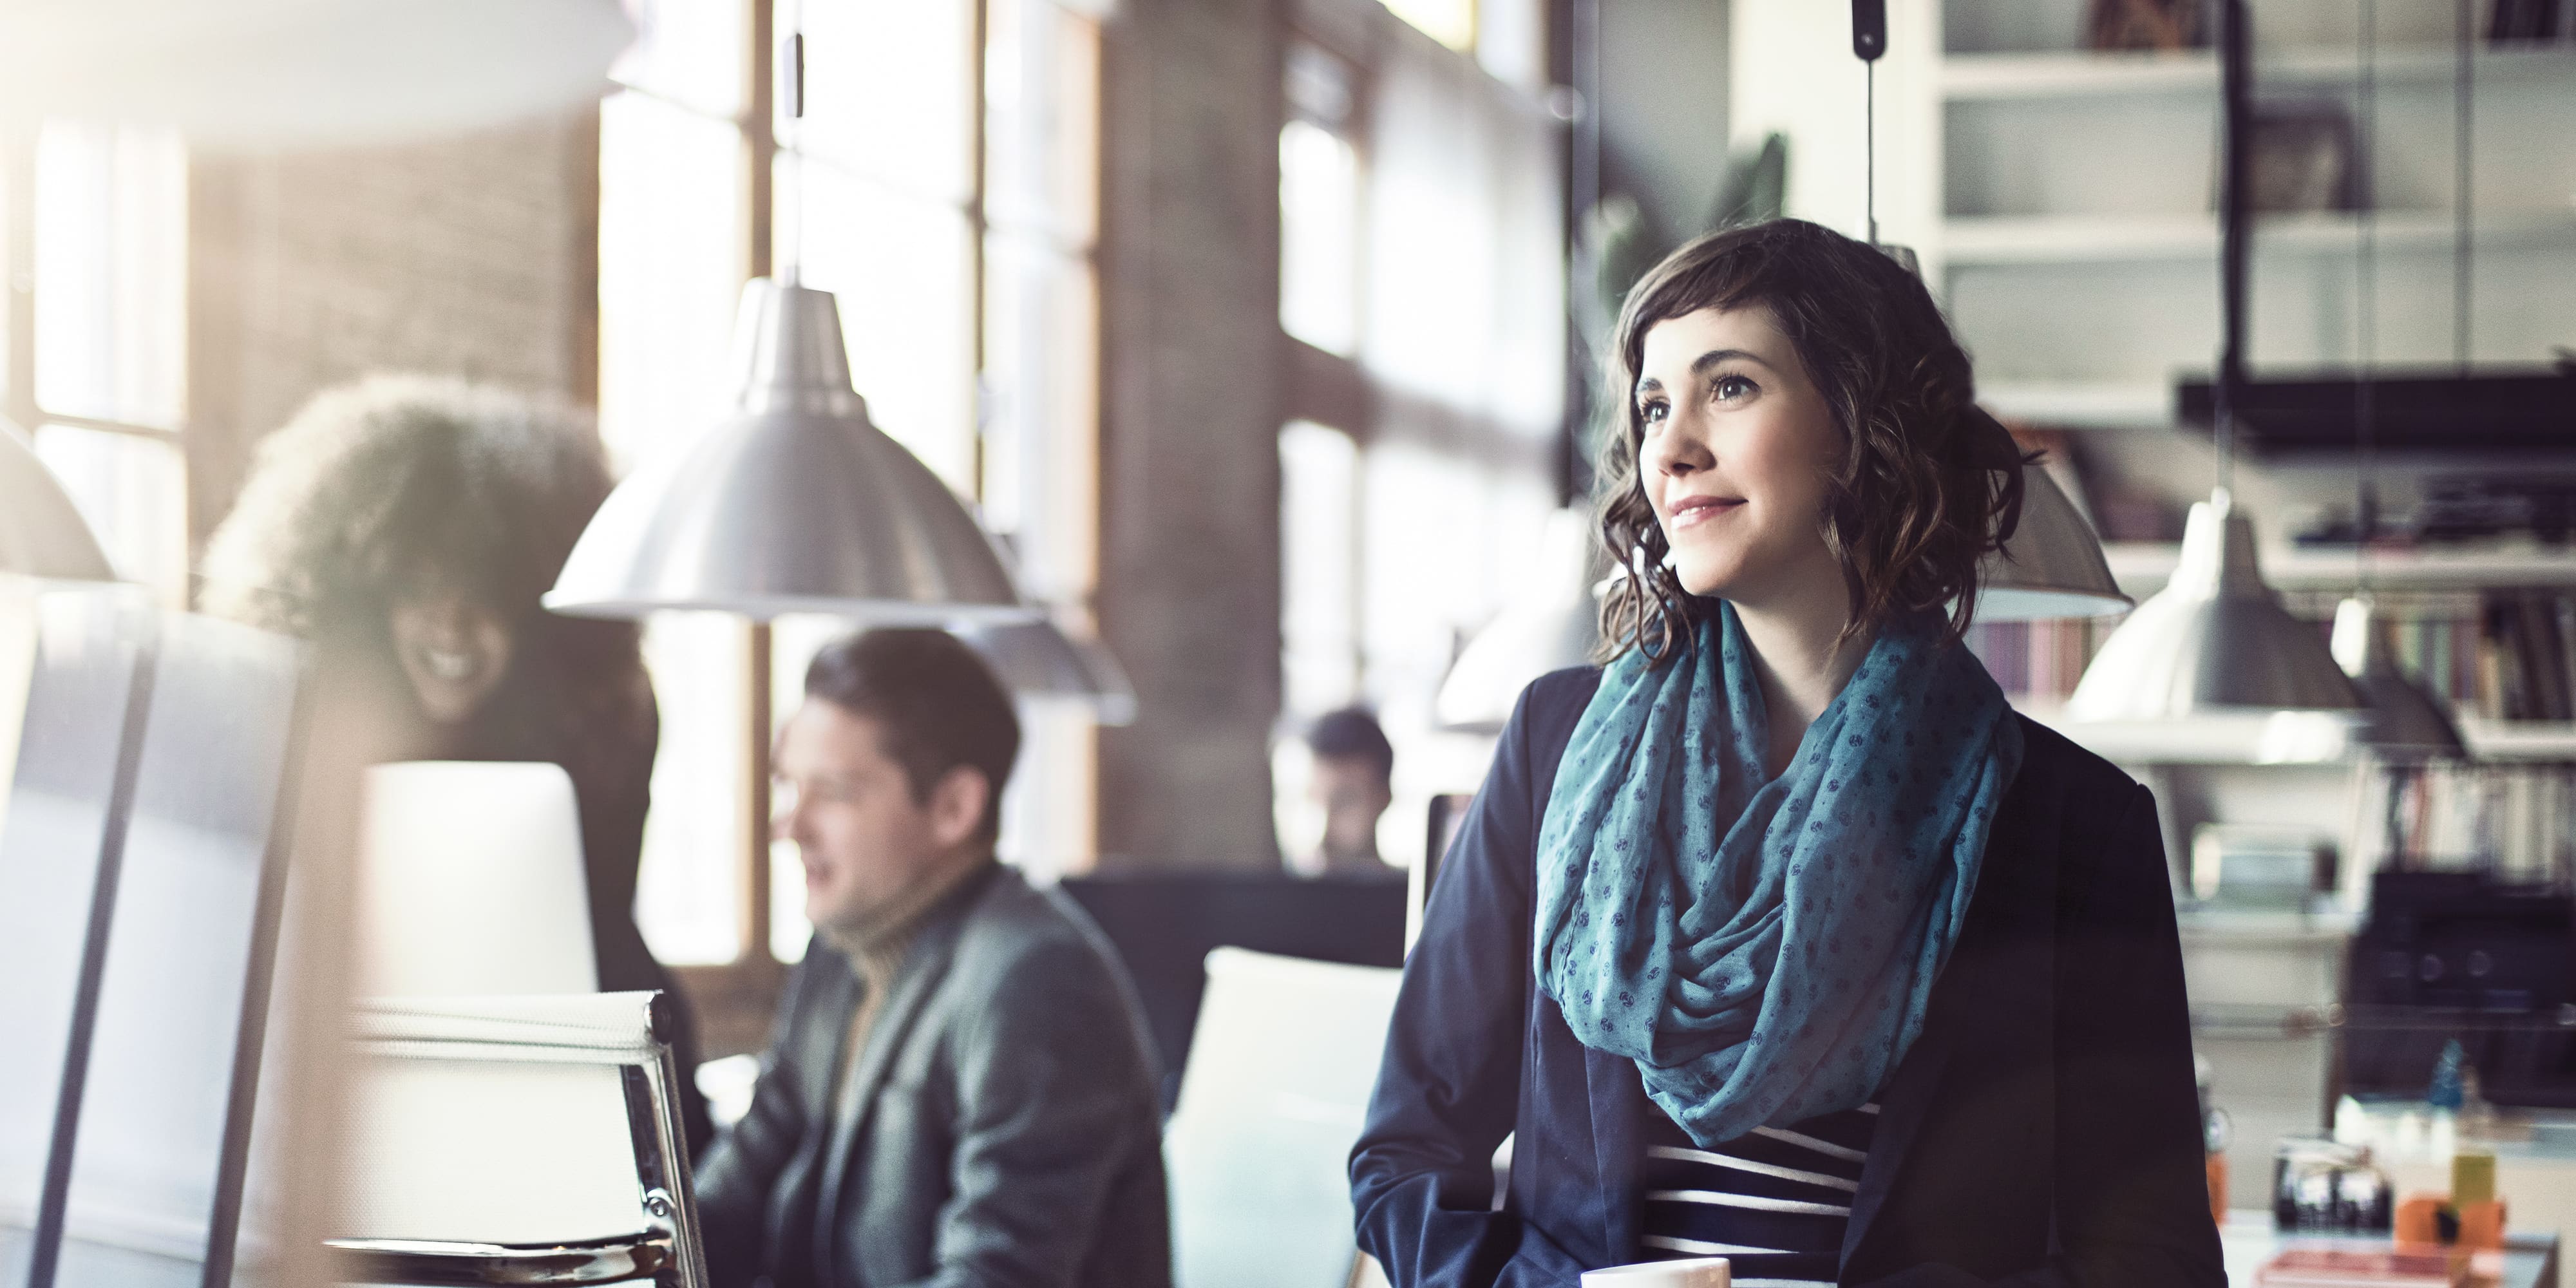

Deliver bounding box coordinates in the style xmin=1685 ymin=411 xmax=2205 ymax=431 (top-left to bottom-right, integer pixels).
xmin=358 ymin=761 xmax=596 ymax=997
xmin=1164 ymin=948 xmax=1403 ymax=1288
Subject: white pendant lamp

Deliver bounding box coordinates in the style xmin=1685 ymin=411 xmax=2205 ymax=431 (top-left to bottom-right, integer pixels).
xmin=2322 ymin=3 xmax=2464 ymax=761
xmin=0 ymin=0 xmax=632 ymax=150
xmin=956 ymin=614 xmax=1137 ymax=726
xmin=2070 ymin=0 xmax=2360 ymax=724
xmin=2331 ymin=597 xmax=2463 ymax=759
xmin=2066 ymin=489 xmax=2358 ymax=719
xmin=547 ymin=279 xmax=1030 ymax=623
xmin=1973 ymin=466 xmax=2130 ymax=622
xmin=1 ymin=418 xmax=115 ymax=583
xmin=1436 ymin=511 xmax=1603 ymax=733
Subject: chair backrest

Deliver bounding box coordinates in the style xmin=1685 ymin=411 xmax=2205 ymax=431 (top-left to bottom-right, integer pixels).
xmin=357 ymin=761 xmax=597 ymax=996
xmin=331 ymin=992 xmax=707 ymax=1288
xmin=1164 ymin=948 xmax=1403 ymax=1288
xmin=1057 ymin=872 xmax=1407 ymax=1108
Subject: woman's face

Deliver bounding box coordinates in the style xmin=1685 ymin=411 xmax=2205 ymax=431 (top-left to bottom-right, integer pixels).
xmin=1633 ymin=304 xmax=1842 ymax=607
xmin=387 ymin=578 xmax=515 ymax=725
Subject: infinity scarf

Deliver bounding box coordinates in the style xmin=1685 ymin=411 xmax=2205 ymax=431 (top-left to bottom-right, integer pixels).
xmin=1533 ymin=603 xmax=2023 ymax=1148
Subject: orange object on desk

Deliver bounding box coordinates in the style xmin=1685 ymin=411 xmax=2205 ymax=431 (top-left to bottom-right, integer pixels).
xmin=2207 ymin=1153 xmax=2228 ymax=1227
xmin=2394 ymin=1193 xmax=2507 ymax=1252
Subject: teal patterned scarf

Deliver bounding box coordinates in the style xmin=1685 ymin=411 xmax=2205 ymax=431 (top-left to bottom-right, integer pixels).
xmin=1533 ymin=602 xmax=2023 ymax=1148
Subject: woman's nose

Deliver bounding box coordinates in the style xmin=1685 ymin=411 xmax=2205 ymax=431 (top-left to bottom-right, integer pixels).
xmin=1642 ymin=420 xmax=1706 ymax=479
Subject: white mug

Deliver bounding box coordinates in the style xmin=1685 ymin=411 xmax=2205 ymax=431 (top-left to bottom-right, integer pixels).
xmin=1580 ymin=1256 xmax=1731 ymax=1288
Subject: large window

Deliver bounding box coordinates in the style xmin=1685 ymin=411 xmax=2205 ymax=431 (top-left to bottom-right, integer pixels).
xmin=4 ymin=124 xmax=190 ymax=605
xmin=1275 ymin=7 xmax=1566 ymax=869
xmin=602 ymin=0 xmax=1103 ymax=990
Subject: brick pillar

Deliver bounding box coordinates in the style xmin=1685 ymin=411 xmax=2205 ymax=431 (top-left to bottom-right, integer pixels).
xmin=1095 ymin=0 xmax=1287 ymax=869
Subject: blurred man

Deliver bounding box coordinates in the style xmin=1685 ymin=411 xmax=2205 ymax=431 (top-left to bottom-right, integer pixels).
xmin=695 ymin=630 xmax=1169 ymax=1288
xmin=1299 ymin=706 xmax=1394 ymax=874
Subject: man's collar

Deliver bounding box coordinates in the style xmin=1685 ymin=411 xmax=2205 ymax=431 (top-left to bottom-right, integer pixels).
xmin=819 ymin=850 xmax=999 ymax=970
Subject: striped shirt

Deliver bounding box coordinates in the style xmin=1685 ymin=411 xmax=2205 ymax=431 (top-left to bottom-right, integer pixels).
xmin=1637 ymin=1102 xmax=1878 ymax=1288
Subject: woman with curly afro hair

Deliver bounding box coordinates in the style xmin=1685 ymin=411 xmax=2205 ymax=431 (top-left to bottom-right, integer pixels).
xmin=202 ymin=374 xmax=708 ymax=1150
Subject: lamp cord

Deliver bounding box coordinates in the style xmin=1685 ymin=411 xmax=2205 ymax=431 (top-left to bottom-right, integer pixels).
xmin=2357 ymin=0 xmax=2379 ymax=589
xmin=1866 ymin=60 xmax=1878 ymax=246
xmin=780 ymin=6 xmax=807 ymax=287
xmin=2454 ymin=0 xmax=2474 ymax=372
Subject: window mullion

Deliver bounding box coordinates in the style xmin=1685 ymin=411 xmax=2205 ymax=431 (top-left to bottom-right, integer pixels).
xmin=3 ymin=132 xmax=37 ymax=431
xmin=739 ymin=0 xmax=778 ymax=969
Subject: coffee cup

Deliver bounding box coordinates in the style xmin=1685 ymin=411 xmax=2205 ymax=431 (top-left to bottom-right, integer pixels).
xmin=1579 ymin=1256 xmax=1731 ymax=1288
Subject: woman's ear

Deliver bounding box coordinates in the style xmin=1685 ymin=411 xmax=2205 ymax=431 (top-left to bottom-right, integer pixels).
xmin=926 ymin=764 xmax=992 ymax=851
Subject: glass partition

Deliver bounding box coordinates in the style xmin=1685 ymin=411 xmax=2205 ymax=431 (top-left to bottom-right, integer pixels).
xmin=0 ymin=591 xmax=304 ymax=1288
xmin=0 ymin=586 xmax=153 ymax=1288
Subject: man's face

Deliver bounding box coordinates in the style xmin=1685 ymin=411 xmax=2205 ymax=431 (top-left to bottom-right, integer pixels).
xmin=1309 ymin=753 xmax=1392 ymax=864
xmin=772 ymin=700 xmax=985 ymax=933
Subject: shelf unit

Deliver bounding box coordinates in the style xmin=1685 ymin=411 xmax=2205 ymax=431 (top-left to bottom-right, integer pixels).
xmin=1734 ymin=1 xmax=2576 ymax=1200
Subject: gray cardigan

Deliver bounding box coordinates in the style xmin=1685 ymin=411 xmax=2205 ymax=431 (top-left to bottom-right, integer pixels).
xmin=696 ymin=866 xmax=1172 ymax=1288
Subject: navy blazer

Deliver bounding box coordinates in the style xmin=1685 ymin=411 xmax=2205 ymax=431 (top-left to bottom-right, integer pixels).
xmin=1350 ymin=668 xmax=2226 ymax=1287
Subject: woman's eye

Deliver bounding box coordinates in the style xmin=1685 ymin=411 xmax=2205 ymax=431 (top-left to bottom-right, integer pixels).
xmin=1713 ymin=374 xmax=1756 ymax=401
xmin=1637 ymin=400 xmax=1669 ymax=426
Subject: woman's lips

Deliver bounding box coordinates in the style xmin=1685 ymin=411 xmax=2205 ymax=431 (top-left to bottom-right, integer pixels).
xmin=1667 ymin=496 xmax=1744 ymax=531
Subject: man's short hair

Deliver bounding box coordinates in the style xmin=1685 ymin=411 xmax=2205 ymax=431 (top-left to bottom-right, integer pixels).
xmin=1306 ymin=706 xmax=1393 ymax=784
xmin=804 ymin=629 xmax=1021 ymax=847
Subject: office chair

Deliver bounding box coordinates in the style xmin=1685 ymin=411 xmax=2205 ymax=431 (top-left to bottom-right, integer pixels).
xmin=328 ymin=991 xmax=708 ymax=1288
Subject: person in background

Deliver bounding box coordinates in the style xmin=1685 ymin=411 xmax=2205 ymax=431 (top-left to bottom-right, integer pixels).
xmin=198 ymin=374 xmax=709 ymax=1153
xmin=1298 ymin=706 xmax=1396 ymax=875
xmin=696 ymin=629 xmax=1168 ymax=1288
xmin=1351 ymin=220 xmax=2222 ymax=1285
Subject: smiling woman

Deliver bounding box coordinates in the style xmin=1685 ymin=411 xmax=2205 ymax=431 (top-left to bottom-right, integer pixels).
xmin=1597 ymin=218 xmax=2027 ymax=667
xmin=1350 ymin=220 xmax=2226 ymax=1287
xmin=197 ymin=375 xmax=711 ymax=1151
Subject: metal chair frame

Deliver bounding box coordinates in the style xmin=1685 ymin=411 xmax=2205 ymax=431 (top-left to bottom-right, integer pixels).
xmin=329 ymin=994 xmax=710 ymax=1288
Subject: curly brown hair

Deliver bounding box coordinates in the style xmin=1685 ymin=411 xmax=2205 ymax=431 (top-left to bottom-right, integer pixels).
xmin=199 ymin=375 xmax=652 ymax=774
xmin=1594 ymin=219 xmax=2027 ymax=664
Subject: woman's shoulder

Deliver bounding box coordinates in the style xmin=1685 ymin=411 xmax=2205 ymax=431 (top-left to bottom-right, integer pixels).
xmin=2009 ymin=713 xmax=2147 ymax=813
xmin=2005 ymin=714 xmax=2169 ymax=889
xmin=1510 ymin=665 xmax=1604 ymax=763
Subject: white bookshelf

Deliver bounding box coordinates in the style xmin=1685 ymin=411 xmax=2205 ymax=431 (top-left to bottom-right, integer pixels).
xmin=1736 ymin=1 xmax=2576 ymax=1202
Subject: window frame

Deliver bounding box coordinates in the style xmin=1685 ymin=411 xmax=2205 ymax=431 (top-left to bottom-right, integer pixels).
xmin=1 ymin=128 xmax=191 ymax=585
xmin=611 ymin=0 xmax=1105 ymax=1051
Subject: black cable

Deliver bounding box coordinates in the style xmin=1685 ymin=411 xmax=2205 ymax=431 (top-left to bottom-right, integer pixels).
xmin=2358 ymin=0 xmax=2379 ymax=553
xmin=2456 ymin=0 xmax=2475 ymax=372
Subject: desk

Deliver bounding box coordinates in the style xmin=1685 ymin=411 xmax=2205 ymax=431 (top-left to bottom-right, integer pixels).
xmin=2221 ymin=1211 xmax=2561 ymax=1288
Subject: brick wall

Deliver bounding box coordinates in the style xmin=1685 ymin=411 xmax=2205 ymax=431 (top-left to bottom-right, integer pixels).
xmin=185 ymin=109 xmax=600 ymax=549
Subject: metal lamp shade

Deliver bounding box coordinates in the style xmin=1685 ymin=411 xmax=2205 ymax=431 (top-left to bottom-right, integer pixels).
xmin=956 ymin=616 xmax=1137 ymax=726
xmin=1973 ymin=467 xmax=2131 ymax=621
xmin=547 ymin=280 xmax=1029 ymax=623
xmin=2065 ymin=489 xmax=2362 ymax=720
xmin=0 ymin=0 xmax=632 ymax=149
xmin=1435 ymin=510 xmax=1604 ymax=733
xmin=2331 ymin=596 xmax=2465 ymax=759
xmin=1435 ymin=597 xmax=1600 ymax=734
xmin=1 ymin=419 xmax=115 ymax=582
